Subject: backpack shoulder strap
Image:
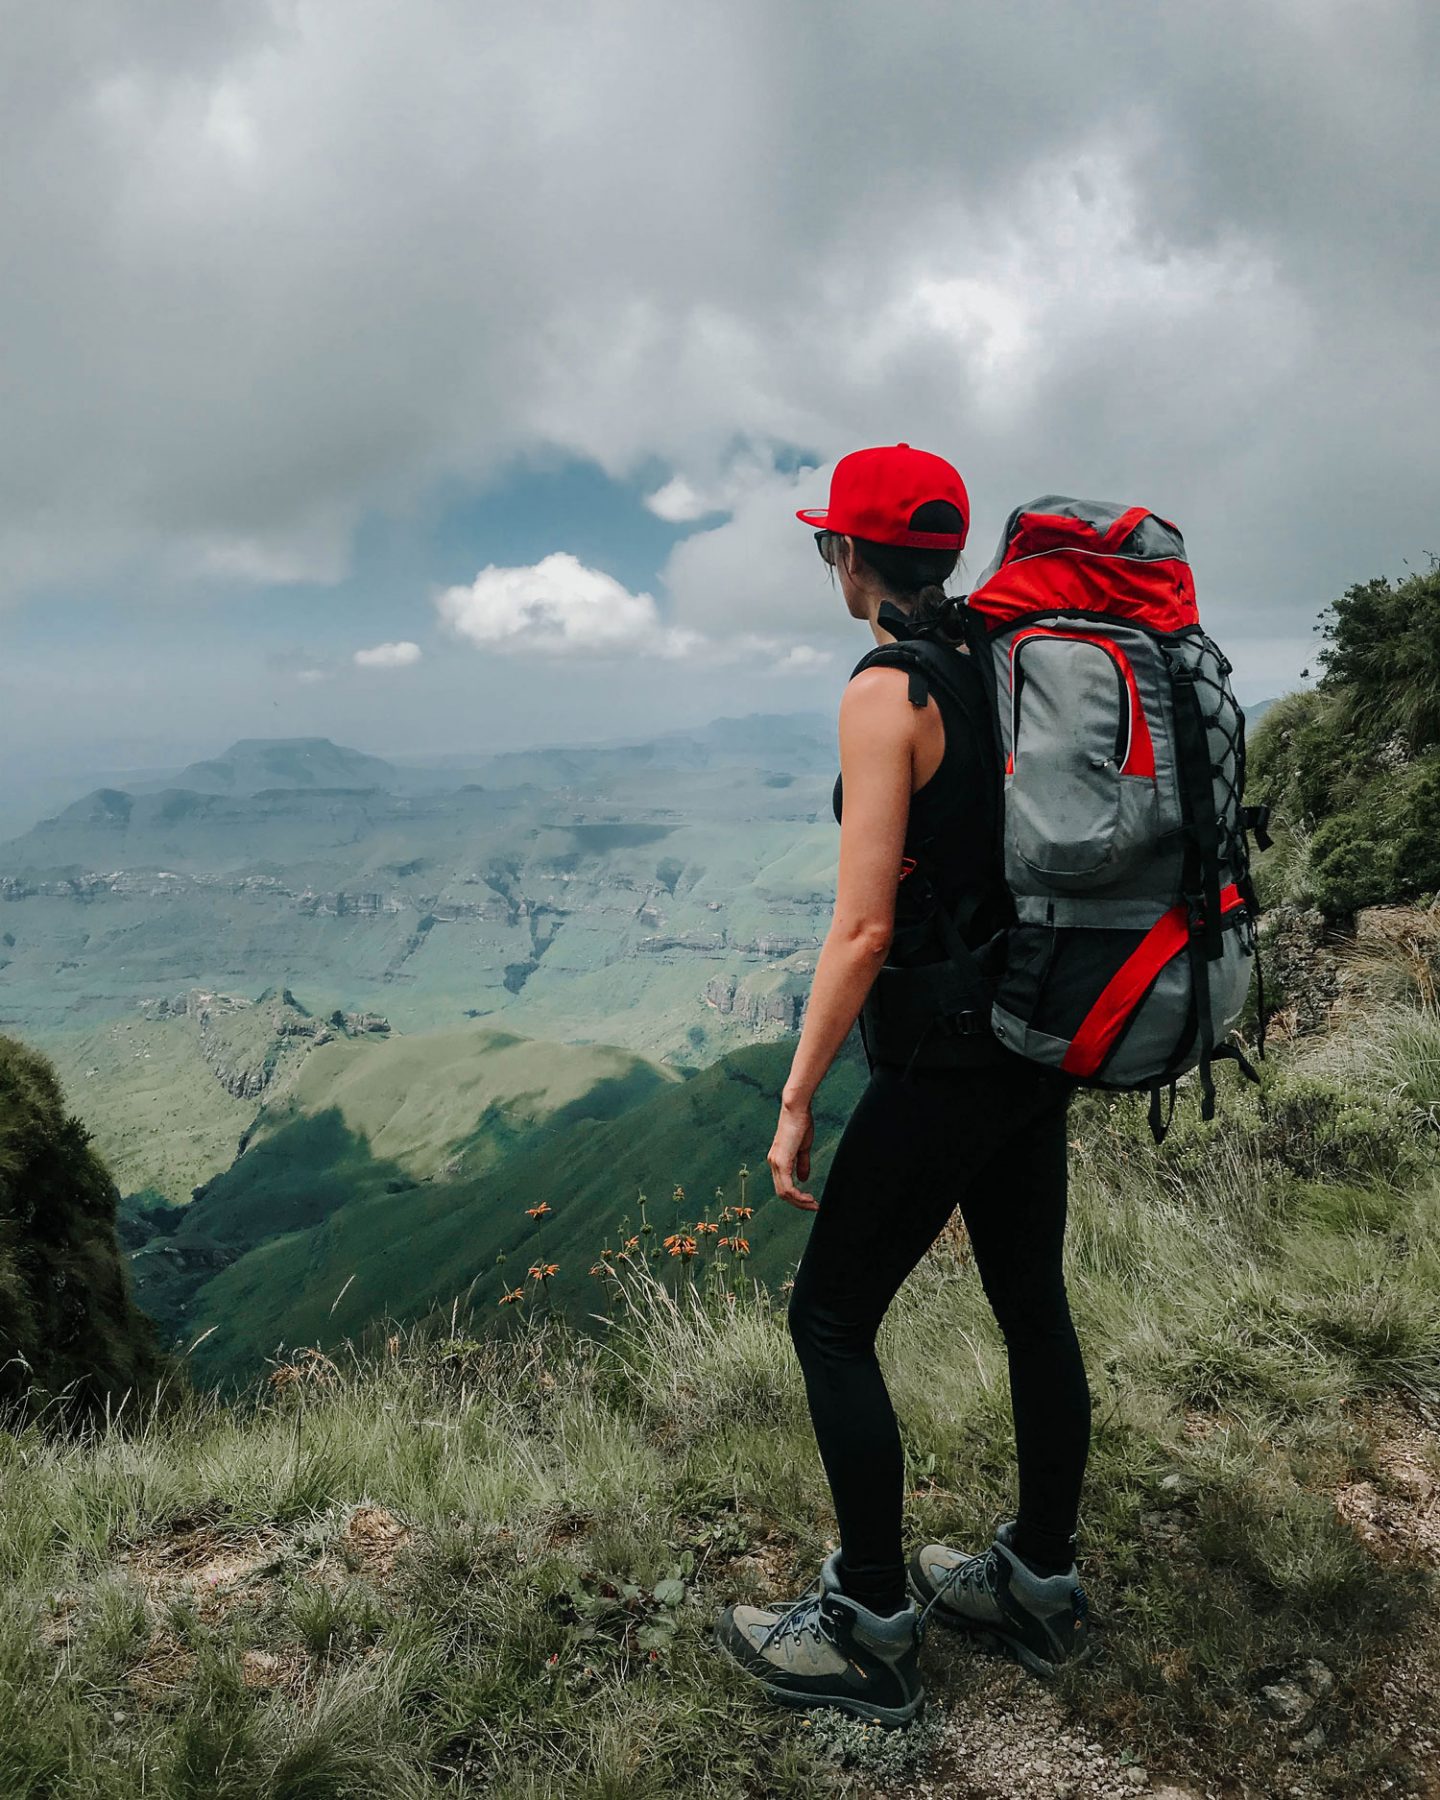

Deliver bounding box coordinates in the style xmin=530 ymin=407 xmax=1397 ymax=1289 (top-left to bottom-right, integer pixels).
xmin=848 ymin=640 xmax=931 ymax=709
xmin=849 ymin=633 xmax=995 ymax=757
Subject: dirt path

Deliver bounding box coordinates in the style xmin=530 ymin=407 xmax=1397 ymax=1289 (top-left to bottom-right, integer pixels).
xmin=859 ymin=1396 xmax=1440 ymax=1800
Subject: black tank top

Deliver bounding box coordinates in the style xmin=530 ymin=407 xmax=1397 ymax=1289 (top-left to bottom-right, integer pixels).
xmin=831 ymin=639 xmax=1008 ymax=967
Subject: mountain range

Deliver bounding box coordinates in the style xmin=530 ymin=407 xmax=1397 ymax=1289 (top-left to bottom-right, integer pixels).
xmin=0 ymin=718 xmax=841 ymax=1061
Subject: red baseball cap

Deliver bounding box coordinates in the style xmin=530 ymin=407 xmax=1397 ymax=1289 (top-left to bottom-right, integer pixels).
xmin=796 ymin=443 xmax=969 ymax=550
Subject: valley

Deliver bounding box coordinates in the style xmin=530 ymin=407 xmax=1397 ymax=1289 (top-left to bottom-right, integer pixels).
xmin=0 ymin=715 xmax=861 ymax=1383
xmin=0 ymin=721 xmax=840 ymax=1061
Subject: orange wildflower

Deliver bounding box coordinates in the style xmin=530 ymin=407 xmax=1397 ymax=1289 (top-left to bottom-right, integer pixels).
xmin=498 ymin=1287 xmax=525 ymax=1306
xmin=529 ymin=1262 xmax=559 ymax=1281
xmin=525 ymin=1201 xmax=552 ymax=1219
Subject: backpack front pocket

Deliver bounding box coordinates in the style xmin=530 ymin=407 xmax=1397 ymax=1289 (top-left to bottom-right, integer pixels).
xmin=1008 ymin=633 xmax=1154 ymax=890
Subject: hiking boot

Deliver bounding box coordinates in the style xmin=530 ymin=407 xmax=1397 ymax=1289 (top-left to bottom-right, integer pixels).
xmin=714 ymin=1548 xmax=925 ymax=1726
xmin=907 ymin=1518 xmax=1092 ymax=1678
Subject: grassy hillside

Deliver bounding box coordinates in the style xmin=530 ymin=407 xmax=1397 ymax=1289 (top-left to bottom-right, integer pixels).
xmin=128 ymin=1025 xmax=695 ymax=1369
xmin=1249 ymin=563 xmax=1440 ymax=918
xmin=38 ymin=986 xmax=351 ymax=1210
xmin=171 ymin=1029 xmax=867 ymax=1385
xmin=2 ymin=990 xmax=1437 ymax=1797
xmin=40 ymin=1013 xmax=261 ymax=1209
xmin=0 ymin=1034 xmax=161 ymax=1412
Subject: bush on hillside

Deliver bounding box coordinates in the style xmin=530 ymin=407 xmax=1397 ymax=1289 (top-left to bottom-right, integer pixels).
xmin=0 ymin=1033 xmax=163 ymax=1413
xmin=1249 ymin=562 xmax=1440 ymax=917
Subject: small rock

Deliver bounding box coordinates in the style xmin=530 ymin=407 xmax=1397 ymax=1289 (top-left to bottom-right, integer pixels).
xmin=1123 ymin=1768 xmax=1149 ymax=1789
xmin=1150 ymin=1787 xmax=1203 ymax=1800
xmin=1291 ymin=1723 xmax=1326 ymax=1756
xmin=1260 ymin=1678 xmax=1313 ymax=1723
xmin=1297 ymin=1657 xmax=1334 ymax=1701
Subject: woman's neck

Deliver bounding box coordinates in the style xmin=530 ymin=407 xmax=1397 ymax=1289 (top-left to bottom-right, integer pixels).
xmin=870 ymin=596 xmax=916 ymax=645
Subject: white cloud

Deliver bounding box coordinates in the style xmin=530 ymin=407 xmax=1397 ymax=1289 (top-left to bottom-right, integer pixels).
xmin=767 ymin=643 xmax=831 ymax=675
xmin=644 ymin=477 xmax=712 ymax=524
xmin=436 ymin=553 xmax=683 ymax=658
xmin=1 ymin=0 xmax=1437 ymax=728
xmin=435 ymin=550 xmax=829 ymax=670
xmin=642 ymin=448 xmax=783 ymax=524
xmin=354 ymin=640 xmax=422 ymax=669
xmin=660 ymin=462 xmax=842 ymax=644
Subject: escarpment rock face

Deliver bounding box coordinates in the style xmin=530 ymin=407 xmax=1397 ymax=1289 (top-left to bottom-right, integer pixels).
xmin=137 ymin=986 xmax=390 ymax=1103
xmin=703 ymin=965 xmax=812 ymax=1032
xmin=295 ymin=890 xmax=401 ymax=917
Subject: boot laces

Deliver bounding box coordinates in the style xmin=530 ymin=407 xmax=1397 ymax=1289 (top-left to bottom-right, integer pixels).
xmin=917 ymin=1546 xmax=996 ymax=1643
xmin=762 ymin=1588 xmax=838 ymax=1653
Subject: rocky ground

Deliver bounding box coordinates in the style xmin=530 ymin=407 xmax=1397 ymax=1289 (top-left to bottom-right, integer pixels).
xmin=852 ymin=1396 xmax=1440 ymax=1800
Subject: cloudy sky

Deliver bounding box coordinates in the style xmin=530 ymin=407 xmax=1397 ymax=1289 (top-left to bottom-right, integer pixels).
xmin=1 ymin=0 xmax=1435 ymax=802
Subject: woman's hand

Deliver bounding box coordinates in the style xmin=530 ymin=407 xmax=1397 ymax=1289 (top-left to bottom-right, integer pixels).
xmin=768 ymin=1096 xmax=818 ymax=1211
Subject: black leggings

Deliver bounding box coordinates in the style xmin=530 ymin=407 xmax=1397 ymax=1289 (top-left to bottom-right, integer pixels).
xmin=786 ymin=1055 xmax=1091 ymax=1613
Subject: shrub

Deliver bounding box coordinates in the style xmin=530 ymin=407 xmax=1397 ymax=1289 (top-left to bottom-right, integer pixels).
xmin=0 ymin=1033 xmax=164 ymax=1415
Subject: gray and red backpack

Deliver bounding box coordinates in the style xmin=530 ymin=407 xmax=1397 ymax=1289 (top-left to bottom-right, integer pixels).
xmin=855 ymin=495 xmax=1272 ymax=1140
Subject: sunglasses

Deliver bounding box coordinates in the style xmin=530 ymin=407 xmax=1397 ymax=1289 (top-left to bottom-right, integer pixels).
xmin=814 ymin=530 xmax=842 ymax=566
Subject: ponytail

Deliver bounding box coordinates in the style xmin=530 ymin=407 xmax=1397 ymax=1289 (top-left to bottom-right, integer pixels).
xmin=913 ymin=583 xmax=969 ymax=643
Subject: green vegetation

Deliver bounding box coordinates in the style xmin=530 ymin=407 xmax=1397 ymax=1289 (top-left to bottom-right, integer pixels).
xmin=42 ymin=997 xmax=315 ymax=1209
xmin=1249 ymin=561 xmax=1440 ymax=916
xmin=162 ymin=1028 xmax=865 ymax=1386
xmin=0 ymin=1034 xmax=161 ymax=1413
xmin=2 ymin=995 xmax=1437 ymax=1794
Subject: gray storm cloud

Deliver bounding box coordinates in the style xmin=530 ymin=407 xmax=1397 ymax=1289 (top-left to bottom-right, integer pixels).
xmin=1 ymin=0 xmax=1435 ymax=702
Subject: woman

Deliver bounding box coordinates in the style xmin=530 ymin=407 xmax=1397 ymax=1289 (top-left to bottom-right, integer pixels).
xmin=714 ymin=444 xmax=1092 ymax=1727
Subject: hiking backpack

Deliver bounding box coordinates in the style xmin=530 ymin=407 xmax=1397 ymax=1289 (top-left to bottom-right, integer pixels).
xmin=853 ymin=495 xmax=1272 ymax=1139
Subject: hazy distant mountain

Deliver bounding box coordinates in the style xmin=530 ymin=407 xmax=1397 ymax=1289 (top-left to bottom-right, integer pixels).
xmin=96 ymin=715 xmax=839 ymax=802
xmin=417 ymin=711 xmax=838 ymax=789
xmin=131 ymin=737 xmax=402 ymax=796
xmin=0 ymin=715 xmax=837 ymax=1065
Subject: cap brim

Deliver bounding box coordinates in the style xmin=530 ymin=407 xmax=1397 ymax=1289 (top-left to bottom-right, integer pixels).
xmin=795 ymin=508 xmax=829 ymax=527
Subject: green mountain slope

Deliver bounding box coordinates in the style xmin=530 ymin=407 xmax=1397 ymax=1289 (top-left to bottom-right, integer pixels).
xmin=177 ymin=1030 xmax=868 ymax=1384
xmin=133 ymin=1024 xmax=692 ymax=1361
xmin=38 ymin=984 xmax=397 ymax=1211
xmin=41 ymin=1012 xmax=262 ymax=1209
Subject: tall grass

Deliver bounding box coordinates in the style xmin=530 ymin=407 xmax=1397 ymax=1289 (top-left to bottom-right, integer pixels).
xmin=1 ymin=1008 xmax=1437 ymax=1795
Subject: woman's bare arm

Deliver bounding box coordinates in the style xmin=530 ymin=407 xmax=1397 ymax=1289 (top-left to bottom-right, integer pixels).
xmin=780 ymin=666 xmax=914 ymax=1112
